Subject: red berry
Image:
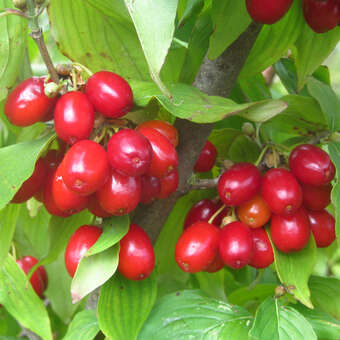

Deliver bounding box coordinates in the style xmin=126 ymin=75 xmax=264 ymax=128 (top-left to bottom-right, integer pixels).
xmin=85 ymin=71 xmax=133 ymax=118
xmin=138 ymin=127 xmax=178 ymax=178
xmin=87 ymin=194 xmax=112 ymax=218
xmin=249 ymin=228 xmax=274 ymax=269
xmin=246 ymin=0 xmax=293 ymax=24
xmin=137 ymin=120 xmax=179 ymax=147
xmin=140 ymin=175 xmax=161 ymax=204
xmin=118 ymin=224 xmax=155 ymax=280
xmin=54 ymin=91 xmax=94 ymax=145
xmin=158 ymin=169 xmax=179 ymax=199
xmin=307 ymin=209 xmax=336 ymax=248
xmin=204 ymin=253 xmax=225 ymax=273
xmin=289 ymin=144 xmax=335 ymax=186
xmin=65 ymin=225 xmax=102 ymax=277
xmin=43 ymin=149 xmax=64 ymax=170
xmin=17 ymin=256 xmax=48 ymax=298
xmin=107 ymin=129 xmax=153 ymax=177
xmin=219 ymin=221 xmax=254 ymax=269
xmin=194 ymin=141 xmax=218 ymax=173
xmin=301 ymin=183 xmax=332 ymax=211
xmin=61 ymin=140 xmax=109 ymax=195
xmin=218 ymin=163 xmax=262 ymax=206
xmin=96 ymin=170 xmax=141 ymax=215
xmin=262 ymin=168 xmax=302 ymax=215
xmin=175 ymin=222 xmax=220 ymax=273
xmin=4 ymin=77 xmax=57 ymax=127
xmin=303 ymin=0 xmax=340 ymax=33
xmin=271 ymin=207 xmax=311 ymax=253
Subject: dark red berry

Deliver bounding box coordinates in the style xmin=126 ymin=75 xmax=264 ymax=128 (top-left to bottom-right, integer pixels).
xmin=54 ymin=91 xmax=94 ymax=145
xmin=87 ymin=194 xmax=112 ymax=218
xmin=118 ymin=223 xmax=155 ymax=280
xmin=249 ymin=228 xmax=274 ymax=269
xmin=194 ymin=141 xmax=217 ymax=173
xmin=158 ymin=169 xmax=179 ymax=199
xmin=204 ymin=253 xmax=225 ymax=273
xmin=217 ymin=163 xmax=262 ymax=206
xmin=85 ymin=71 xmax=133 ymax=118
xmin=271 ymin=207 xmax=311 ymax=253
xmin=301 ymin=183 xmax=332 ymax=211
xmin=107 ymin=129 xmax=152 ymax=177
xmin=175 ymin=222 xmax=220 ymax=273
xmin=140 ymin=175 xmax=161 ymax=204
xmin=61 ymin=140 xmax=109 ymax=195
xmin=289 ymin=144 xmax=335 ymax=186
xmin=219 ymin=221 xmax=254 ymax=269
xmin=43 ymin=148 xmax=64 ymax=170
xmin=307 ymin=209 xmax=336 ymax=248
xmin=65 ymin=225 xmax=102 ymax=277
xmin=262 ymin=168 xmax=302 ymax=215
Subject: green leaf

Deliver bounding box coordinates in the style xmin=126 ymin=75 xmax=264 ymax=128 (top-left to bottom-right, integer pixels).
xmin=209 ymin=0 xmax=251 ymax=60
xmin=177 ymin=0 xmax=204 ymax=27
xmin=0 ymin=134 xmax=54 ymax=210
xmin=139 ymin=290 xmax=252 ymax=339
xmin=274 ymin=58 xmax=299 ymax=94
xmin=228 ymin=135 xmax=260 ymax=164
xmin=239 ymin=73 xmax=272 ymax=101
xmin=249 ymin=297 xmax=317 ymax=340
xmin=0 ymin=308 xmax=20 ymax=336
xmin=194 ymin=270 xmax=227 ymax=301
xmin=0 ymin=255 xmax=52 ymax=340
xmin=71 ymin=244 xmax=119 ymax=303
xmin=63 ymin=310 xmax=99 ymax=340
xmin=272 ymin=236 xmax=317 ymax=308
xmin=309 ymin=276 xmax=340 ymax=320
xmin=98 ymin=272 xmax=157 ymax=340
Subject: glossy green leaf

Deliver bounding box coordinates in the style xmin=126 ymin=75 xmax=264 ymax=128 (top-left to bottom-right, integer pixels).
xmin=177 ymin=0 xmax=204 ymax=27
xmin=249 ymin=297 xmax=317 ymax=340
xmin=98 ymin=272 xmax=157 ymax=340
xmin=0 ymin=133 xmax=54 ymax=210
xmin=63 ymin=310 xmax=99 ymax=340
xmin=0 ymin=255 xmax=52 ymax=340
xmin=228 ymin=135 xmax=260 ymax=163
xmin=139 ymin=290 xmax=252 ymax=339
xmin=194 ymin=270 xmax=226 ymax=301
xmin=239 ymin=73 xmax=272 ymax=101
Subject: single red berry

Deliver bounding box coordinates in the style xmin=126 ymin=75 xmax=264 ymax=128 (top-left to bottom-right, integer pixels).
xmin=158 ymin=169 xmax=179 ymax=199
xmin=303 ymin=0 xmax=340 ymax=33
xmin=246 ymin=0 xmax=293 ymax=24
xmin=137 ymin=120 xmax=179 ymax=147
xmin=85 ymin=71 xmax=133 ymax=118
xmin=65 ymin=225 xmax=102 ymax=277
xmin=43 ymin=148 xmax=65 ymax=170
xmin=194 ymin=141 xmax=218 ymax=173
xmin=217 ymin=162 xmax=262 ymax=206
xmin=271 ymin=207 xmax=311 ymax=253
xmin=249 ymin=228 xmax=274 ymax=269
xmin=140 ymin=175 xmax=161 ymax=204
xmin=307 ymin=209 xmax=336 ymax=248
xmin=118 ymin=223 xmax=155 ymax=280
xmin=17 ymin=256 xmax=48 ymax=298
xmin=204 ymin=253 xmax=225 ymax=273
xmin=107 ymin=129 xmax=153 ymax=177
xmin=138 ymin=127 xmax=178 ymax=178
xmin=289 ymin=144 xmax=335 ymax=186
xmin=219 ymin=221 xmax=254 ymax=269
xmin=175 ymin=222 xmax=220 ymax=273
xmin=4 ymin=77 xmax=57 ymax=127
xmin=87 ymin=194 xmax=112 ymax=218
xmin=301 ymin=183 xmax=332 ymax=211
xmin=262 ymin=168 xmax=302 ymax=215
xmin=61 ymin=140 xmax=110 ymax=195
xmin=54 ymin=91 xmax=94 ymax=145
xmin=96 ymin=170 xmax=141 ymax=215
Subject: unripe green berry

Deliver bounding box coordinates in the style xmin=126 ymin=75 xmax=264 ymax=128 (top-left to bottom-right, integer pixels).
xmin=44 ymin=82 xmax=59 ymax=98
xmin=242 ymin=122 xmax=255 ymax=136
xmin=13 ymin=0 xmax=26 ymax=10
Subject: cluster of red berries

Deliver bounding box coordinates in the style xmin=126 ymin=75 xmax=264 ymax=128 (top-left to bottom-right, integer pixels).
xmin=246 ymin=0 xmax=340 ymax=34
xmin=176 ymin=143 xmax=336 ymax=274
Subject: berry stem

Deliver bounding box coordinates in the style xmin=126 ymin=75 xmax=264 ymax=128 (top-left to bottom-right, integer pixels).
xmin=254 ymin=145 xmax=270 ymax=167
xmin=72 ymin=62 xmax=94 ymax=77
xmin=248 ymin=269 xmax=264 ymax=290
xmin=208 ymin=204 xmax=226 ymax=224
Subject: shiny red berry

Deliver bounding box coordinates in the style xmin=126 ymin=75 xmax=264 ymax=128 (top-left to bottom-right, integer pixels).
xmin=307 ymin=209 xmax=336 ymax=248
xmin=194 ymin=141 xmax=218 ymax=173
xmin=96 ymin=170 xmax=141 ymax=215
xmin=118 ymin=224 xmax=155 ymax=280
xmin=61 ymin=140 xmax=109 ymax=195
xmin=87 ymin=194 xmax=112 ymax=218
xmin=249 ymin=228 xmax=274 ymax=269
xmin=301 ymin=183 xmax=332 ymax=211
xmin=158 ymin=169 xmax=179 ymax=199
xmin=175 ymin=222 xmax=220 ymax=273
xmin=65 ymin=225 xmax=102 ymax=277
xmin=271 ymin=207 xmax=311 ymax=253
xmin=5 ymin=77 xmax=57 ymax=127
xmin=140 ymin=175 xmax=161 ymax=204
xmin=204 ymin=253 xmax=225 ymax=273
xmin=17 ymin=256 xmax=48 ymax=298
xmin=218 ymin=162 xmax=262 ymax=206
xmin=54 ymin=91 xmax=94 ymax=145
xmin=262 ymin=168 xmax=302 ymax=215
xmin=289 ymin=144 xmax=335 ymax=186
xmin=219 ymin=221 xmax=254 ymax=269
xmin=85 ymin=71 xmax=133 ymax=118
xmin=107 ymin=129 xmax=152 ymax=177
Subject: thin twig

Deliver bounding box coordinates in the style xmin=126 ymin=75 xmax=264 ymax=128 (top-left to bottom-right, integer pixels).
xmin=0 ymin=8 xmax=28 ymax=18
xmin=190 ymin=177 xmax=219 ymax=190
